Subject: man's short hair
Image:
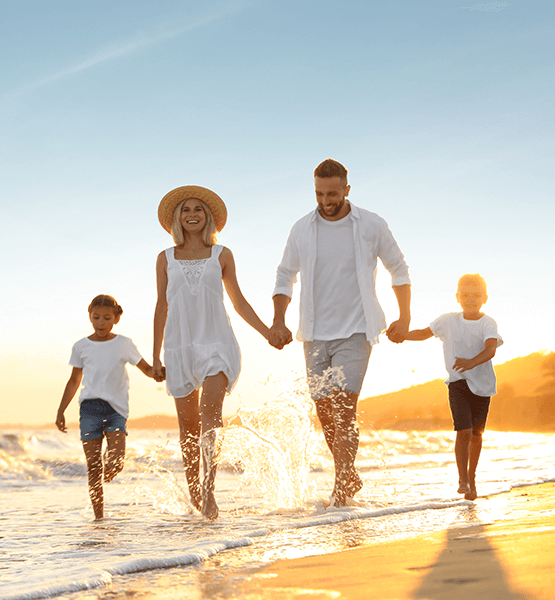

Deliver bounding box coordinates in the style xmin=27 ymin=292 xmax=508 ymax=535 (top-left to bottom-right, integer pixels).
xmin=457 ymin=273 xmax=487 ymax=294
xmin=314 ymin=158 xmax=348 ymax=184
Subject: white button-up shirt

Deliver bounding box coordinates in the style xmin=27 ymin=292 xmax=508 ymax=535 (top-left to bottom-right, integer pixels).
xmin=273 ymin=202 xmax=410 ymax=344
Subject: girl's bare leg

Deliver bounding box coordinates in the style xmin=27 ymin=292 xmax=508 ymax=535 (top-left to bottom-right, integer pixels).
xmin=82 ymin=438 xmax=104 ymax=520
xmin=199 ymin=372 xmax=227 ymax=520
xmin=175 ymin=391 xmax=202 ymax=511
xmin=103 ymin=431 xmax=126 ymax=482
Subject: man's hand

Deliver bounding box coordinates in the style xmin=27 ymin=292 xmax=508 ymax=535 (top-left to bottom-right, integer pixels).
xmin=386 ymin=318 xmax=410 ymax=343
xmin=269 ymin=322 xmax=293 ymax=350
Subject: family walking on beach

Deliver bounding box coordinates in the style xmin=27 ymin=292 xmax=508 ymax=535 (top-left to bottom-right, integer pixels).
xmin=56 ymin=158 xmax=502 ymax=520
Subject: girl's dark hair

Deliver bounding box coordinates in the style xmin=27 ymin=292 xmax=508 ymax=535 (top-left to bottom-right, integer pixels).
xmin=88 ymin=295 xmax=123 ymax=316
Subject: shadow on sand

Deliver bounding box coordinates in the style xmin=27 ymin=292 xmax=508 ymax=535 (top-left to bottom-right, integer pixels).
xmin=411 ymin=524 xmax=525 ymax=600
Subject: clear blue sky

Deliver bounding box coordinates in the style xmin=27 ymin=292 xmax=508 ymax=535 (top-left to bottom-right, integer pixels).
xmin=1 ymin=0 xmax=554 ymax=425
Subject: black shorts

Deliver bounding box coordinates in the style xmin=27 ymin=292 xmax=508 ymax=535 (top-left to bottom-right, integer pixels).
xmin=448 ymin=379 xmax=490 ymax=435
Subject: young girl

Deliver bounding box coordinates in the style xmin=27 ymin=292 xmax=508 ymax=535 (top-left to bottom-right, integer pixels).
xmin=153 ymin=185 xmax=271 ymax=519
xmin=56 ymin=295 xmax=159 ymax=520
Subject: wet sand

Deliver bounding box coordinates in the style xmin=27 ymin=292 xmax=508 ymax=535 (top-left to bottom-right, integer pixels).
xmin=237 ymin=482 xmax=555 ymax=600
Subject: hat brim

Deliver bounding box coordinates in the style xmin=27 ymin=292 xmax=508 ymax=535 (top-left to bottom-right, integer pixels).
xmin=158 ymin=186 xmax=227 ymax=234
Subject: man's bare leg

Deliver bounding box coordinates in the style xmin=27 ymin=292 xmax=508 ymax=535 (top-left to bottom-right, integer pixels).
xmin=175 ymin=392 xmax=202 ymax=511
xmin=313 ymin=397 xmax=336 ymax=454
xmin=199 ymin=372 xmax=227 ymax=520
xmin=316 ymin=388 xmax=360 ymax=507
xmin=83 ymin=438 xmax=104 ymax=520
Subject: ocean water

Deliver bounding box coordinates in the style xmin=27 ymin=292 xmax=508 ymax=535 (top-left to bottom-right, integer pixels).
xmin=2 ymin=395 xmax=555 ymax=600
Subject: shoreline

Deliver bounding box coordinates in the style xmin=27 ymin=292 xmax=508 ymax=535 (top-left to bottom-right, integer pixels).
xmin=234 ymin=482 xmax=555 ymax=600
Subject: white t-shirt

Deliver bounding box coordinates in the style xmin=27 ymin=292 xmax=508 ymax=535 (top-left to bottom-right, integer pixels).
xmin=69 ymin=335 xmax=143 ymax=418
xmin=430 ymin=312 xmax=503 ymax=397
xmin=312 ymin=212 xmax=366 ymax=340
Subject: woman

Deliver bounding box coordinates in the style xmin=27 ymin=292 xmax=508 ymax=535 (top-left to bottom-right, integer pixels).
xmin=153 ymin=185 xmax=270 ymax=519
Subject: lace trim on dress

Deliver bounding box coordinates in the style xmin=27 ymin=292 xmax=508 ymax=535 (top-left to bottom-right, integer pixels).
xmin=177 ymin=259 xmax=209 ymax=296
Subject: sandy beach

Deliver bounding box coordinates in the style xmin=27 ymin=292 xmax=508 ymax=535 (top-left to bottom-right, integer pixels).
xmin=234 ymin=482 xmax=555 ymax=600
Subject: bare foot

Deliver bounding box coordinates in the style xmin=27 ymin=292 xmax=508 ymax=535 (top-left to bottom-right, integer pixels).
xmin=345 ymin=469 xmax=363 ymax=498
xmin=465 ymin=479 xmax=477 ymax=501
xmin=189 ymin=485 xmax=202 ymax=512
xmin=329 ymin=482 xmax=347 ymax=508
xmin=457 ymin=479 xmax=471 ymax=495
xmin=201 ymin=490 xmax=219 ymax=520
xmin=328 ymin=494 xmax=345 ymax=508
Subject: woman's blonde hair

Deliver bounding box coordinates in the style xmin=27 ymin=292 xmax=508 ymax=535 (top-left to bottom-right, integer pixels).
xmin=170 ymin=199 xmax=217 ymax=246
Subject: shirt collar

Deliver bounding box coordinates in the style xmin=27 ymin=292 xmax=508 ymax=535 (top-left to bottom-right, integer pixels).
xmin=309 ymin=201 xmax=359 ymax=223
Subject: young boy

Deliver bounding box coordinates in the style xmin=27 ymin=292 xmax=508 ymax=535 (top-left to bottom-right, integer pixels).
xmin=397 ymin=274 xmax=503 ymax=500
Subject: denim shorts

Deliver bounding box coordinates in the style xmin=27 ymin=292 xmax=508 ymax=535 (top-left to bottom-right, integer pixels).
xmin=448 ymin=380 xmax=490 ymax=435
xmin=79 ymin=399 xmax=128 ymax=442
xmin=303 ymin=333 xmax=372 ymax=399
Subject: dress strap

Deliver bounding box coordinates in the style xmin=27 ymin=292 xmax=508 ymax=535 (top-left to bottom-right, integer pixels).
xmin=165 ymin=247 xmax=175 ymax=263
xmin=211 ymin=244 xmax=223 ymax=259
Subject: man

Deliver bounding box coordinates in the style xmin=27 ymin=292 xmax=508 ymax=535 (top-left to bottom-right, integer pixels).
xmin=269 ymin=158 xmax=411 ymax=507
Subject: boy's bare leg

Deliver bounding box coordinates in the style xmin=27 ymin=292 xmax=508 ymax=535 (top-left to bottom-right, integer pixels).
xmin=454 ymin=429 xmax=472 ymax=495
xmin=466 ymin=432 xmax=483 ymax=500
xmin=316 ymin=389 xmax=360 ymax=507
xmin=104 ymin=431 xmax=126 ymax=482
xmin=199 ymin=372 xmax=227 ymax=520
xmin=175 ymin=392 xmax=202 ymax=511
xmin=83 ymin=438 xmax=104 ymax=520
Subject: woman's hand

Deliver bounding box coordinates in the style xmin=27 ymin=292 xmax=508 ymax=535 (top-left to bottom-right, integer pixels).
xmin=153 ymin=358 xmax=166 ymax=382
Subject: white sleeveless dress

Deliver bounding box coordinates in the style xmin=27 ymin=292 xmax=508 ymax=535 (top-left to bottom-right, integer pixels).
xmin=164 ymin=245 xmax=241 ymax=398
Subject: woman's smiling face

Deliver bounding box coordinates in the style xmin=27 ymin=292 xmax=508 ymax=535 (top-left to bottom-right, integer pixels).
xmin=180 ymin=198 xmax=207 ymax=233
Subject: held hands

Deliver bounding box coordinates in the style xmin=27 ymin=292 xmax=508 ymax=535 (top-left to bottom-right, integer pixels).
xmin=154 ymin=367 xmax=166 ymax=382
xmin=153 ymin=359 xmax=166 ymax=382
xmin=386 ymin=318 xmax=410 ymax=344
xmin=268 ymin=321 xmax=293 ymax=350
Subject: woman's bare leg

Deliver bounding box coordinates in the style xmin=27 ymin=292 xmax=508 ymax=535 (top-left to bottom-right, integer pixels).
xmin=199 ymin=372 xmax=227 ymax=520
xmin=174 ymin=391 xmax=202 ymax=511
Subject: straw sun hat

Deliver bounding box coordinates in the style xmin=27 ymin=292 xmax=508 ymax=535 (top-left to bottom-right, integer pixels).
xmin=158 ymin=185 xmax=227 ymax=233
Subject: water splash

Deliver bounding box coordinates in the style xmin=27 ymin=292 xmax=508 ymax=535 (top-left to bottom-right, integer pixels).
xmin=221 ymin=378 xmax=320 ymax=511
xmin=125 ymin=442 xmax=193 ymax=515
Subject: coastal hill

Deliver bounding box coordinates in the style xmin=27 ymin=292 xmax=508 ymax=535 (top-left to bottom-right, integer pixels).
xmin=358 ymin=351 xmax=555 ymax=432
xmin=4 ymin=352 xmax=553 ymax=432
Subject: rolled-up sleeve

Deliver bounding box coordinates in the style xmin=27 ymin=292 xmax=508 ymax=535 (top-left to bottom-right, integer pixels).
xmin=377 ymin=220 xmax=410 ymax=287
xmin=273 ymin=229 xmax=300 ymax=299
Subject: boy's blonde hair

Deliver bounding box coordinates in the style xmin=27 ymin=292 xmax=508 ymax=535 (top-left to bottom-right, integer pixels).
xmin=457 ymin=273 xmax=487 ymax=294
xmin=170 ymin=199 xmax=217 ymax=246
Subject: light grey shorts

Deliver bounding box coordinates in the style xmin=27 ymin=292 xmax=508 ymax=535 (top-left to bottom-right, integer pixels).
xmin=303 ymin=333 xmax=372 ymax=400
